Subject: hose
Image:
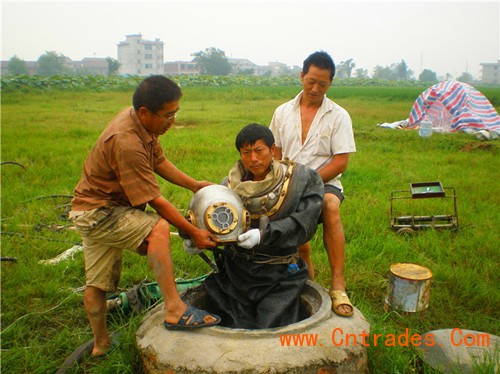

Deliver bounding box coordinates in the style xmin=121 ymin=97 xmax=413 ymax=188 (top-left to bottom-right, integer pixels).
xmin=0 ymin=161 xmax=27 ymax=171
xmin=55 ymin=332 xmax=120 ymax=374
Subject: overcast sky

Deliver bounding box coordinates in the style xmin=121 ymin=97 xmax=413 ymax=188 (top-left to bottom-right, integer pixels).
xmin=1 ymin=0 xmax=499 ymax=79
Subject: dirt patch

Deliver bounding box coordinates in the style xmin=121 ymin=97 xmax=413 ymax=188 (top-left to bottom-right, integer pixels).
xmin=460 ymin=142 xmax=494 ymax=152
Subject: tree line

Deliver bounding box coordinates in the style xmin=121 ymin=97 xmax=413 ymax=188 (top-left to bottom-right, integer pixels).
xmin=6 ymin=52 xmax=120 ymax=76
xmin=335 ymin=57 xmax=473 ymax=84
xmin=6 ymin=48 xmax=475 ymax=84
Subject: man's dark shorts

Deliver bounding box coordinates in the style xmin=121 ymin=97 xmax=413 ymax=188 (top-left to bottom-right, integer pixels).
xmin=318 ymin=185 xmax=344 ymax=224
xmin=325 ymin=184 xmax=344 ymax=204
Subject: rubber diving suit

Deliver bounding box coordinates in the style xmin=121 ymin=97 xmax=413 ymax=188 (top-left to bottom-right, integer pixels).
xmin=204 ymin=159 xmax=324 ymax=329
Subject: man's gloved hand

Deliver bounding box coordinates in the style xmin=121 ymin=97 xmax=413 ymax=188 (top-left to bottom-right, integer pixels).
xmin=183 ymin=239 xmax=203 ymax=255
xmin=237 ymin=229 xmax=261 ymax=249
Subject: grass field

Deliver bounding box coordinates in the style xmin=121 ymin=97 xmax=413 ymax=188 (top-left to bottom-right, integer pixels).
xmin=1 ymin=84 xmax=499 ymax=373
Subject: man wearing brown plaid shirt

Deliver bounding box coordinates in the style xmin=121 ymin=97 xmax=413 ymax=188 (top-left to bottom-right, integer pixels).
xmin=70 ymin=76 xmax=221 ymax=357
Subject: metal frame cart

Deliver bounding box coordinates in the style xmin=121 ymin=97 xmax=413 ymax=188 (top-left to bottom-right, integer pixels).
xmin=390 ymin=181 xmax=458 ymax=234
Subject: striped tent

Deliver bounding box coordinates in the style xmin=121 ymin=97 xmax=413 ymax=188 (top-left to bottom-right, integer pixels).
xmin=407 ymin=80 xmax=500 ymax=139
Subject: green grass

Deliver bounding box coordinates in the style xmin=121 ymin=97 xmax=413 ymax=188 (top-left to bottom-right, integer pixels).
xmin=1 ymin=86 xmax=499 ymax=373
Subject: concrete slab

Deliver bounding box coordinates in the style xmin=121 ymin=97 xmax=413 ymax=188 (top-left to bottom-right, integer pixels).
xmin=418 ymin=329 xmax=499 ymax=373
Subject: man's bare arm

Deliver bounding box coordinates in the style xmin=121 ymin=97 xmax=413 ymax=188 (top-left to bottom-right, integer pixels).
xmin=317 ymin=153 xmax=349 ymax=183
xmin=155 ymin=159 xmax=211 ymax=193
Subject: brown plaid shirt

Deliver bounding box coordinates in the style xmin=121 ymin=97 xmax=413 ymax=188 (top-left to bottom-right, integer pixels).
xmin=71 ymin=107 xmax=166 ymax=211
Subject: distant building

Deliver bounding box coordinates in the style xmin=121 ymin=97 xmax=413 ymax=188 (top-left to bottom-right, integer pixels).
xmin=164 ymin=60 xmax=199 ymax=76
xmin=62 ymin=56 xmax=76 ymax=73
xmin=228 ymin=58 xmax=259 ymax=75
xmin=228 ymin=58 xmax=299 ymax=77
xmin=117 ymin=34 xmax=164 ymax=76
xmin=254 ymin=61 xmax=301 ymax=77
xmin=163 ymin=57 xmax=299 ymax=77
xmin=76 ymin=57 xmax=109 ymax=75
xmin=480 ymin=60 xmax=500 ymax=84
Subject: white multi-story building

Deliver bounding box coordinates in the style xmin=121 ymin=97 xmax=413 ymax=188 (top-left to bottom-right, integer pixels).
xmin=117 ymin=34 xmax=164 ymax=76
xmin=480 ymin=60 xmax=500 ymax=84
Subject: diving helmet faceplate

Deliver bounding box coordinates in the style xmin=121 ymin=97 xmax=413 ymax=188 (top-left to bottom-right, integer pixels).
xmin=186 ymin=185 xmax=250 ymax=243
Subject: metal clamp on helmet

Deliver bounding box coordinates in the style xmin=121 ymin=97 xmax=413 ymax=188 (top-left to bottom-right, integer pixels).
xmin=186 ymin=185 xmax=250 ymax=243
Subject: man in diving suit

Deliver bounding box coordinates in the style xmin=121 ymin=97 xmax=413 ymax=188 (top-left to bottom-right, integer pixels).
xmin=185 ymin=123 xmax=324 ymax=329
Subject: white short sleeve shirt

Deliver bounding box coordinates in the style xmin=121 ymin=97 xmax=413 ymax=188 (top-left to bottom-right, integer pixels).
xmin=270 ymin=91 xmax=356 ymax=191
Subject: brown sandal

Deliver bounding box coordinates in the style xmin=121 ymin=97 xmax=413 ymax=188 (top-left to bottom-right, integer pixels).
xmin=329 ymin=290 xmax=354 ymax=317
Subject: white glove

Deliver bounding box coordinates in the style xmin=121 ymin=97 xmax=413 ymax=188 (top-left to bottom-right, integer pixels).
xmin=183 ymin=239 xmax=203 ymax=255
xmin=237 ymin=229 xmax=261 ymax=249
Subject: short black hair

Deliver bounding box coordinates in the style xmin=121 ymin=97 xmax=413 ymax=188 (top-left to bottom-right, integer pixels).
xmin=303 ymin=51 xmax=336 ymax=80
xmin=235 ymin=123 xmax=274 ymax=151
xmin=132 ymin=75 xmax=182 ymax=112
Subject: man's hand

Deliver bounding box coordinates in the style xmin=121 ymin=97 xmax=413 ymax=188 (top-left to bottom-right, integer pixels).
xmin=192 ymin=180 xmax=213 ymax=193
xmin=183 ymin=239 xmax=203 ymax=255
xmin=190 ymin=228 xmax=220 ymax=249
xmin=237 ymin=229 xmax=261 ymax=249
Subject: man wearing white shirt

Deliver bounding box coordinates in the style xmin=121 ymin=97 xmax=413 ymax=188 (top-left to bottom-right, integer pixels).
xmin=270 ymin=51 xmax=356 ymax=317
